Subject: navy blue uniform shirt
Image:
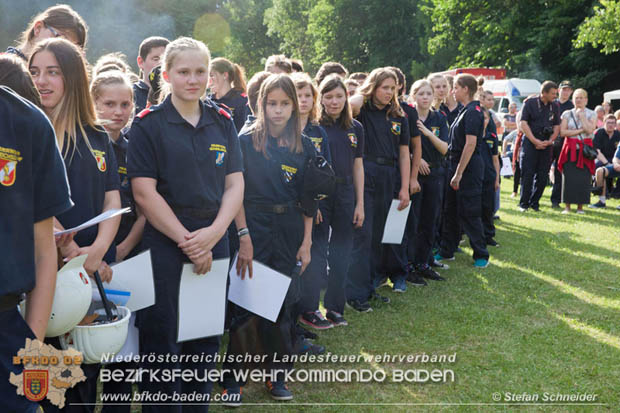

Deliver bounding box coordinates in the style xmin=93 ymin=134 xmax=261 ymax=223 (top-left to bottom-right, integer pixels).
xmin=401 ymin=101 xmax=421 ymax=138
xmin=321 ymin=119 xmax=364 ymax=178
xmin=557 ymin=99 xmax=575 ymax=116
xmin=133 ymin=80 xmax=149 ymax=116
xmin=356 ymin=100 xmax=410 ymax=161
xmin=127 ymin=95 xmax=243 ymax=211
xmin=448 ymin=100 xmax=485 ymax=159
xmin=4 ymin=47 xmax=27 ymax=61
xmin=416 ymin=108 xmax=449 ymax=166
xmin=440 ymin=102 xmax=464 ymax=126
xmin=521 ymin=95 xmax=561 ymax=140
xmin=593 ymin=128 xmax=620 ymax=161
xmin=56 ymin=125 xmax=120 ymax=260
xmin=239 ymin=131 xmax=317 ymax=205
xmin=0 ymin=87 xmax=72 ymax=296
xmin=111 ymin=130 xmax=136 ymax=244
xmin=212 ymin=89 xmax=250 ymax=134
xmin=303 ymin=122 xmax=332 ymax=163
xmin=481 ymin=122 xmax=499 ymax=183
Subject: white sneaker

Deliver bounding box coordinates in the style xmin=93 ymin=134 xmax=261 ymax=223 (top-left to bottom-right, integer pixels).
xmin=576 ymin=210 xmax=585 ymax=215
xmin=561 ymin=210 xmax=570 ymax=214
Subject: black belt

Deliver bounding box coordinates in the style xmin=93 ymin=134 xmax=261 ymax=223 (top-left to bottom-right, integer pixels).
xmin=335 ymin=176 xmax=353 ymax=185
xmin=365 ymin=156 xmax=395 ymax=166
xmin=0 ymin=294 xmax=21 ymax=312
xmin=246 ymin=201 xmax=299 ymax=214
xmin=171 ymin=206 xmax=219 ymax=220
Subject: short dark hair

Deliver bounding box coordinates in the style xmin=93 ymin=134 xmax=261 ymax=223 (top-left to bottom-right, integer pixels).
xmin=247 ymin=71 xmax=272 ymax=115
xmin=541 ymin=80 xmax=558 ymax=94
xmin=139 ymin=36 xmax=170 ymax=60
xmin=0 ymin=54 xmax=41 ymax=106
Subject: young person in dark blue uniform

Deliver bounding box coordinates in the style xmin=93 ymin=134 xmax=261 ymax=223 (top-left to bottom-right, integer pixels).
xmin=128 ymin=37 xmax=244 ymax=413
xmin=436 ymin=74 xmax=490 ymax=268
xmin=387 ymin=66 xmax=421 ymax=292
xmin=519 ymin=81 xmax=560 ymax=212
xmin=406 ymin=79 xmax=449 ymax=284
xmin=0 ymin=85 xmax=72 ymax=413
xmin=429 ymin=74 xmax=462 ymax=127
xmin=92 ymin=70 xmax=146 ymax=261
xmin=479 ymin=89 xmax=500 ymax=247
xmin=30 ymin=38 xmax=121 ymax=413
xmin=233 ymin=74 xmax=316 ymax=401
xmin=238 ymin=71 xmax=271 ymax=135
xmin=91 ymin=70 xmax=147 ymax=413
xmin=298 ymin=74 xmax=365 ymax=329
xmin=209 ymin=57 xmax=250 ymax=133
xmin=347 ymin=68 xmax=411 ymax=311
xmin=292 ymin=72 xmax=332 ymax=162
xmin=6 ymin=4 xmax=87 ymax=61
xmin=133 ymin=36 xmax=169 ymax=115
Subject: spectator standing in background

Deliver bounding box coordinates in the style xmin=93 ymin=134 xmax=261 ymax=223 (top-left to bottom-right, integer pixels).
xmin=502 ymin=103 xmax=518 ymax=139
xmin=590 ymin=114 xmax=620 ymax=208
xmin=595 ymin=105 xmax=605 ymax=128
xmin=551 ymin=80 xmax=574 ymax=208
xmin=558 ymin=88 xmax=596 ymax=214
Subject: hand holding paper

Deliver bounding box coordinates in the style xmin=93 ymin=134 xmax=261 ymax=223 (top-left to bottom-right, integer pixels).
xmin=382 ymin=199 xmax=412 ymax=244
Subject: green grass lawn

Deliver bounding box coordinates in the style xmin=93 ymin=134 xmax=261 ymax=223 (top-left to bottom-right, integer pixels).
xmin=100 ymin=179 xmax=620 ymax=412
xmin=209 ymin=179 xmax=620 ymax=412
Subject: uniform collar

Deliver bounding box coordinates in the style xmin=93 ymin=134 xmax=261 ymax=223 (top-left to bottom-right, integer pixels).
xmin=365 ymin=98 xmax=390 ymax=113
xmin=162 ymin=95 xmax=215 ymax=128
xmin=135 ymin=80 xmax=149 ymax=91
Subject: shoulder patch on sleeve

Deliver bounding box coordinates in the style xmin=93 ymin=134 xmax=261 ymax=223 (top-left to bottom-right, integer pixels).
xmin=407 ymin=102 xmax=415 ymax=108
xmin=137 ymin=108 xmax=152 ymax=119
xmin=240 ymin=92 xmax=247 ymax=98
xmin=218 ymin=107 xmax=231 ymax=120
xmin=475 ymin=105 xmax=481 ymax=112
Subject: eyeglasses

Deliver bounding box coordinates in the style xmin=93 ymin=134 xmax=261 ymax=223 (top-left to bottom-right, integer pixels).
xmin=44 ymin=22 xmax=65 ymax=39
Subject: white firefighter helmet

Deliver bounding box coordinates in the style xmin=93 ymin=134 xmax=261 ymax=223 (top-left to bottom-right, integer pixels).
xmin=20 ymin=255 xmax=92 ymax=337
xmin=59 ymin=305 xmax=131 ymax=364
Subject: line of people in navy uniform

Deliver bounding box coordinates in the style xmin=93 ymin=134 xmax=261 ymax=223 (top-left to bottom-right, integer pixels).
xmin=1 ymin=5 xmax=507 ymax=412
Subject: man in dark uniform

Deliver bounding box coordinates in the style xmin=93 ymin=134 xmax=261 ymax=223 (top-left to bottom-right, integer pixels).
xmin=519 ymin=81 xmax=560 ymax=211
xmin=550 ymin=80 xmax=574 ymax=208
xmin=0 ymin=86 xmax=73 ymax=413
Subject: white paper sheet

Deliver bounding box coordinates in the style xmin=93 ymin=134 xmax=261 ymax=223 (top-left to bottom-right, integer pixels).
xmin=177 ymin=259 xmax=229 ymax=342
xmin=54 ymin=207 xmax=132 ymax=235
xmin=107 ymin=251 xmax=155 ymax=312
xmin=500 ymin=156 xmax=513 ymax=176
xmin=381 ymin=199 xmax=412 ymax=244
xmin=227 ymin=254 xmax=291 ymax=322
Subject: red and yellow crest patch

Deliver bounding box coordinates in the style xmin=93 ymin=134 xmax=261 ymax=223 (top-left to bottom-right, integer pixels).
xmin=93 ymin=150 xmax=107 ymax=172
xmin=0 ymin=146 xmax=22 ymax=186
xmin=24 ymin=370 xmax=49 ymax=402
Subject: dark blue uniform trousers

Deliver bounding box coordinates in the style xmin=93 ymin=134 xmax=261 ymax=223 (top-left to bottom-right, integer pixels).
xmin=0 ymin=308 xmax=41 ymax=413
xmin=408 ymin=167 xmax=445 ymax=267
xmin=246 ymin=208 xmax=304 ymax=378
xmin=137 ymin=216 xmax=228 ymax=413
xmin=300 ymin=182 xmax=355 ymax=315
xmin=482 ymin=181 xmax=496 ymax=242
xmin=439 ymin=155 xmax=489 ymax=261
xmin=347 ymin=161 xmax=406 ymax=300
xmin=519 ymin=142 xmax=552 ymax=209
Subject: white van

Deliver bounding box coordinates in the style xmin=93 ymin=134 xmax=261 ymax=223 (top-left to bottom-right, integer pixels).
xmin=484 ymin=78 xmax=542 ymax=114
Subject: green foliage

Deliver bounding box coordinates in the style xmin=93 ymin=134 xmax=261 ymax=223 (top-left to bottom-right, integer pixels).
xmin=575 ymin=0 xmax=620 ymax=54
xmin=223 ymin=0 xmax=281 ymax=75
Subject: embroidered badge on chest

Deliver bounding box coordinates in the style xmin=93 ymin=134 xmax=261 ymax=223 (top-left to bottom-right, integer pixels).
xmin=210 ymin=144 xmax=227 ymax=166
xmin=348 ymin=133 xmax=358 ymax=148
xmin=0 ymin=146 xmax=22 ymax=186
xmin=93 ymin=150 xmax=107 ymax=172
xmin=391 ymin=121 xmax=401 ymax=135
xmin=281 ymin=164 xmax=297 ymax=183
xmin=310 ymin=137 xmax=322 ymax=152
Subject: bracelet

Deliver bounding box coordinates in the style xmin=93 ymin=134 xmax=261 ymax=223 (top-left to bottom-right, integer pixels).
xmin=237 ymin=227 xmax=249 ymax=237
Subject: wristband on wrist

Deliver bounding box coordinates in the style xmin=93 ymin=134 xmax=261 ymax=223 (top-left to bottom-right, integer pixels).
xmin=237 ymin=227 xmax=249 ymax=237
